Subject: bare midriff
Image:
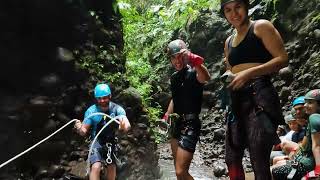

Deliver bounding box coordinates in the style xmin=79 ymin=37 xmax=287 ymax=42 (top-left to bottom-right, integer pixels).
xmin=231 ymin=62 xmax=263 ymax=73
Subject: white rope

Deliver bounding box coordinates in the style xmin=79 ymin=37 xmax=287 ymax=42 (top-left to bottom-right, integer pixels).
xmin=0 ymin=119 xmax=77 ymax=169
xmin=86 ymin=114 xmax=122 ymax=175
xmin=0 ymin=112 xmax=122 ymax=169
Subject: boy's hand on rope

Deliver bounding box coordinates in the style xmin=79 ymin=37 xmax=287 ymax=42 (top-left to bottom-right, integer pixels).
xmin=118 ymin=116 xmax=131 ymax=132
xmin=74 ymin=119 xmax=82 ymax=130
xmin=74 ymin=119 xmax=86 ymax=136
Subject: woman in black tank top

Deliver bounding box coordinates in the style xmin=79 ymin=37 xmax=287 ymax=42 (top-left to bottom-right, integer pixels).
xmin=220 ymin=0 xmax=288 ymax=180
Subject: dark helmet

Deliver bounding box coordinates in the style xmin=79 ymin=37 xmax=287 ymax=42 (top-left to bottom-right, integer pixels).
xmin=220 ymin=0 xmax=250 ymax=12
xmin=304 ymin=89 xmax=320 ymax=101
xmin=167 ymin=39 xmax=187 ymax=57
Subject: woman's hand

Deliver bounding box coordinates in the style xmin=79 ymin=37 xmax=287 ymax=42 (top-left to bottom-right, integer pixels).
xmin=228 ymin=68 xmax=253 ymax=90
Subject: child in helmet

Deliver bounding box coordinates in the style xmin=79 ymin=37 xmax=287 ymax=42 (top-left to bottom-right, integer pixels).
xmin=271 ymin=89 xmax=320 ymax=179
xmin=220 ymin=0 xmax=288 ymax=179
xmin=74 ymin=83 xmax=131 ymax=180
xmin=271 ymin=113 xmax=305 ymax=165
xmin=162 ymin=39 xmax=210 ymax=179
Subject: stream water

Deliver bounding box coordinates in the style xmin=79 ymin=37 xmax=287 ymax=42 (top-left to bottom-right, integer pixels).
xmin=157 ymin=143 xmax=215 ymax=180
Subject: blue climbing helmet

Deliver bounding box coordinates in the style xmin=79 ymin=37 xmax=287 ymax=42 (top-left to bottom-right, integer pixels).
xmin=94 ymin=84 xmax=111 ymax=98
xmin=292 ymin=96 xmax=305 ymax=107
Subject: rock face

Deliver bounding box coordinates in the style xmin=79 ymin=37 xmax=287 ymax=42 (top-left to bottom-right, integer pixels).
xmin=0 ymin=0 xmax=159 ymax=179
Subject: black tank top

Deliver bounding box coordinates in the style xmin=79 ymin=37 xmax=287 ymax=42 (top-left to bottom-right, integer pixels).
xmin=228 ymin=22 xmax=273 ymax=67
xmin=170 ymin=66 xmax=203 ymax=115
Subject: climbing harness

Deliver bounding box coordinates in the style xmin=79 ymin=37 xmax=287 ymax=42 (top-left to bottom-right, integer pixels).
xmin=155 ymin=113 xmax=179 ymax=140
xmin=86 ymin=114 xmax=122 ymax=175
xmin=105 ymin=143 xmax=113 ymax=164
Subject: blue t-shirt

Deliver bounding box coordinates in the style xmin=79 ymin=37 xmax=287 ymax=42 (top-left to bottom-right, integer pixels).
xmin=83 ymin=101 xmax=126 ymax=141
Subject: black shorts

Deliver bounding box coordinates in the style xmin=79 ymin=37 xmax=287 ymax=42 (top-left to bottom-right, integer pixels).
xmin=171 ymin=114 xmax=201 ymax=153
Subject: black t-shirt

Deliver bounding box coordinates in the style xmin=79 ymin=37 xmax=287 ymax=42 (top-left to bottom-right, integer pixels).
xmin=170 ymin=66 xmax=203 ymax=115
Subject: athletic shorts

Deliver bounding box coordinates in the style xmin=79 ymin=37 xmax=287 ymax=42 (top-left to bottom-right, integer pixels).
xmin=171 ymin=114 xmax=201 ymax=153
xmin=89 ymin=140 xmax=117 ymax=165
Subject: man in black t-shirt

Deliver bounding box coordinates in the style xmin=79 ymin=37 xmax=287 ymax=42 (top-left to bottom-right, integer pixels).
xmin=161 ymin=39 xmax=210 ymax=180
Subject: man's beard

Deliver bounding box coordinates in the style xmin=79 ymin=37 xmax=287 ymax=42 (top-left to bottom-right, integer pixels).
xmin=99 ymin=103 xmax=108 ymax=112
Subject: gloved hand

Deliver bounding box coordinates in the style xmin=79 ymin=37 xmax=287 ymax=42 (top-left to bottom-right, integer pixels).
xmin=180 ymin=49 xmax=204 ymax=67
xmin=162 ymin=113 xmax=169 ymax=122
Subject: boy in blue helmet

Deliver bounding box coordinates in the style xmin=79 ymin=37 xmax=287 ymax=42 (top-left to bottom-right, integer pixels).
xmin=74 ymin=83 xmax=131 ymax=180
xmin=292 ymin=96 xmax=308 ymax=127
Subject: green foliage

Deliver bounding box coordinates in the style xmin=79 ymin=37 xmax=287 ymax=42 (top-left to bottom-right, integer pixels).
xmin=312 ymin=14 xmax=320 ymax=24
xmin=117 ymin=0 xmax=219 ymax=142
xmin=75 ymin=47 xmax=122 ymax=84
xmin=118 ymin=0 xmax=219 ymax=94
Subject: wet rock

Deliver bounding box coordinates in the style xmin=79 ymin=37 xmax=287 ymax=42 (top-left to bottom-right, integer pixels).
xmin=312 ymin=80 xmax=320 ymax=89
xmin=117 ymin=87 xmax=143 ymax=112
xmin=48 ymin=165 xmax=65 ymax=178
xmin=213 ymin=164 xmax=226 ymax=177
xmin=35 ymin=168 xmax=49 ymax=179
xmin=137 ymin=147 xmax=147 ymax=155
xmin=302 ymin=73 xmax=313 ymax=87
xmin=40 ymin=73 xmax=62 ymax=90
xmin=213 ymin=128 xmax=225 ymax=140
xmin=44 ymin=119 xmax=57 ymax=133
xmin=314 ymin=29 xmax=320 ymax=38
xmin=56 ymin=47 xmax=74 ymax=62
xmin=279 ymin=66 xmax=293 ymax=83
xmin=138 ymin=114 xmax=149 ymax=124
xmin=202 ymin=91 xmax=216 ymax=108
xmin=152 ymin=91 xmax=171 ymax=112
xmin=137 ymin=123 xmax=148 ymax=130
xmin=280 ymin=86 xmax=291 ymax=100
xmin=29 ymin=96 xmax=51 ymax=106
xmin=120 ymin=139 xmax=130 ymax=146
xmin=56 ymin=112 xmax=70 ymax=123
xmin=68 ymin=161 xmax=87 ymax=179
